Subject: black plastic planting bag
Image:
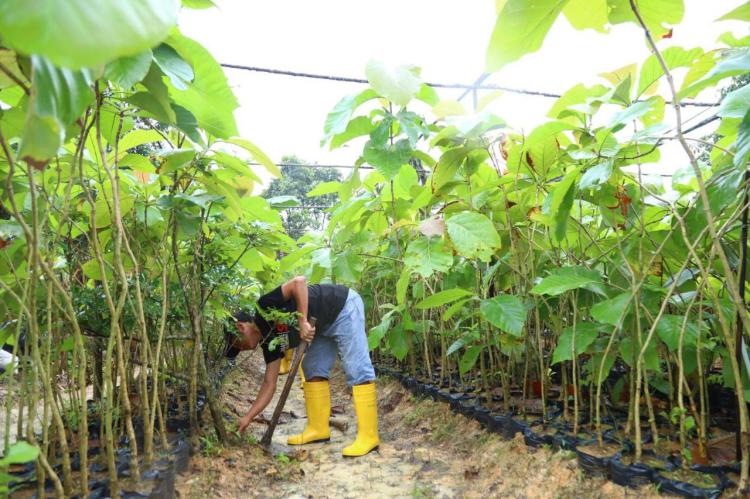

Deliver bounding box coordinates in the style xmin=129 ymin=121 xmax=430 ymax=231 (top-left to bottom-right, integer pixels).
xmin=523 ymin=427 xmax=554 ymax=448
xmin=651 ymin=473 xmax=724 ymax=499
xmin=576 ymin=447 xmax=613 ymax=476
xmin=608 ymin=453 xmax=655 ymax=487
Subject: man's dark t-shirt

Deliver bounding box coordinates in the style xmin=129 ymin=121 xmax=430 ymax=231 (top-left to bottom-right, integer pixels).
xmin=254 ymin=283 xmax=349 ymax=364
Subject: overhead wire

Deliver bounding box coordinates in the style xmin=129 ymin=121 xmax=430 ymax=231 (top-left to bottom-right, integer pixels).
xmin=220 ymin=63 xmax=720 ymax=107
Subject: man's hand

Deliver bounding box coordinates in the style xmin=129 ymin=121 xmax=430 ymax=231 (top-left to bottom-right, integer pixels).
xmin=238 ymin=414 xmax=252 ymax=435
xmin=299 ymin=319 xmax=316 ymax=343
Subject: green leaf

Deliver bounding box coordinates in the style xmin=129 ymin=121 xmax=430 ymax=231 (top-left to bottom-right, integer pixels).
xmin=637 ymin=47 xmax=703 ymax=97
xmin=718 ymin=1 xmax=750 ymax=21
xmin=443 ymin=298 xmax=471 ymax=321
xmin=362 ymin=138 xmax=412 ymax=180
xmin=183 ymin=0 xmax=216 ymax=8
xmin=330 ymin=116 xmax=374 ymax=149
xmin=165 ymin=32 xmax=238 ymax=138
xmin=608 ymin=100 xmax=656 ymax=128
xmin=579 ymin=160 xmax=613 ymax=190
xmin=104 ymin=50 xmax=153 ymax=89
xmin=591 ymin=293 xmax=631 ymax=326
xmin=459 ymin=345 xmax=482 ymax=374
xmin=655 ymin=314 xmax=700 ymax=351
xmin=431 ymin=147 xmax=468 ymax=190
xmin=0 ymin=441 xmax=39 ymax=466
xmin=0 ymin=49 xmax=28 ymax=90
xmin=530 ymin=266 xmax=603 ymax=295
xmin=446 ymin=211 xmax=501 ymax=262
xmin=396 ymin=268 xmax=411 ymax=305
xmin=607 ymin=0 xmax=684 ymax=38
xmin=552 ymin=323 xmax=600 ymax=364
xmin=388 ymin=325 xmax=409 ymax=361
xmin=480 ymin=295 xmax=527 ymax=336
xmin=226 ymin=138 xmax=280 ymax=177
xmin=681 ymin=50 xmax=750 ymax=99
xmin=735 ymin=110 xmax=750 ymax=168
xmin=404 ymin=237 xmax=453 ymax=278
xmin=368 ymin=316 xmax=392 ymax=351
xmin=415 ymin=288 xmax=474 ymax=310
xmin=718 ymin=83 xmax=750 ymax=119
xmin=20 ymin=56 xmax=94 ymax=163
xmin=307 ymin=181 xmax=342 ymax=197
xmin=563 ymin=0 xmax=608 ymax=32
xmin=0 ymin=0 xmax=179 ymax=69
xmin=153 ymin=43 xmax=194 ymax=90
xmin=365 ymin=60 xmax=422 ymax=106
xmin=128 ymin=65 xmax=176 ymax=124
xmin=322 ymin=89 xmax=378 ymax=146
xmin=486 ymin=0 xmax=570 ymax=71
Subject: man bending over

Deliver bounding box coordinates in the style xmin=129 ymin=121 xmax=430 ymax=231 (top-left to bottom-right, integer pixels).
xmin=224 ymin=276 xmax=379 ymax=457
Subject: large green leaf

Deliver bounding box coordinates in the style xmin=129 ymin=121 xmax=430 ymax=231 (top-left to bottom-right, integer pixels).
xmin=387 ymin=325 xmax=409 ymax=360
xmin=20 ymin=56 xmax=94 ymax=163
xmin=415 ymin=288 xmax=474 ymax=310
xmin=563 ymin=0 xmax=608 ymax=32
xmin=368 ymin=316 xmax=392 ymax=351
xmin=322 ymin=89 xmax=378 ymax=146
xmin=530 ymin=266 xmax=603 ymax=295
xmin=153 ymin=43 xmax=194 ymax=90
xmin=0 ymin=0 xmax=179 ymax=69
xmin=0 ymin=441 xmax=39 ymax=466
xmin=226 ymin=138 xmax=280 ymax=177
xmin=404 ymin=237 xmax=453 ymax=278
xmin=446 ymin=211 xmax=501 ymax=261
xmin=591 ymin=292 xmax=631 ymax=326
xmin=552 ymin=323 xmax=600 ymax=364
xmin=637 ymin=47 xmax=703 ymax=98
xmin=486 ymin=0 xmax=570 ymax=71
xmin=607 ymin=0 xmax=684 ymax=37
xmin=104 ymin=50 xmax=153 ymax=89
xmin=164 ymin=32 xmax=238 ymax=138
xmin=579 ymin=160 xmax=613 ymax=190
xmin=365 ymin=60 xmax=422 ymax=107
xmin=480 ymin=295 xmax=527 ymax=336
xmin=543 ymin=167 xmax=580 ymax=241
xmin=654 ymin=314 xmax=700 ymax=351
xmin=362 ymin=138 xmax=412 ymax=179
xmin=718 ymin=83 xmax=750 ymax=119
xmin=717 ymin=1 xmax=750 ymax=21
xmin=431 ymin=147 xmax=468 ymax=190
xmin=459 ymin=345 xmax=482 ymax=374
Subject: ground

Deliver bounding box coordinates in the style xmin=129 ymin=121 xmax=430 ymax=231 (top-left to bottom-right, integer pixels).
xmin=177 ymin=352 xmax=664 ymax=498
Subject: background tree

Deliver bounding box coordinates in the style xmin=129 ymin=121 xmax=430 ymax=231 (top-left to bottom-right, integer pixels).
xmin=262 ymin=155 xmax=341 ymax=239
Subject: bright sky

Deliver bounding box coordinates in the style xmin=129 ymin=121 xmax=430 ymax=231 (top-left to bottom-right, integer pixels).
xmin=179 ymin=1 xmax=749 ymax=185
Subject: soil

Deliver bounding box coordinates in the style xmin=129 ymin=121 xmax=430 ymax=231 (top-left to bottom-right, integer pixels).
xmin=177 ymin=352 xmax=665 ymax=498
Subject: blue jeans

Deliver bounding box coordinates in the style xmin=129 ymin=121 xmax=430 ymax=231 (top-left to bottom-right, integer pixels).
xmin=302 ymin=289 xmax=376 ymax=386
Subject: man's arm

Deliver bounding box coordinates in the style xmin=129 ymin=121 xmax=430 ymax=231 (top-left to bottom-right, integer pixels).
xmin=238 ymin=359 xmax=280 ymax=434
xmin=280 ymin=276 xmax=315 ymax=342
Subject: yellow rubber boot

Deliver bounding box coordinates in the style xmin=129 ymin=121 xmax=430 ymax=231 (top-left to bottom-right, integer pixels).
xmin=299 ymin=362 xmax=306 ymax=390
xmin=279 ymin=348 xmax=294 ymax=375
xmin=287 ymin=380 xmax=331 ymax=445
xmin=342 ymin=383 xmax=380 ymax=457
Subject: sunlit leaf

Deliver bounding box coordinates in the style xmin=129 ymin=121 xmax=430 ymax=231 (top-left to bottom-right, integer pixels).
xmin=486 ymin=0 xmax=569 ymax=71
xmin=0 ymin=0 xmax=179 ymax=69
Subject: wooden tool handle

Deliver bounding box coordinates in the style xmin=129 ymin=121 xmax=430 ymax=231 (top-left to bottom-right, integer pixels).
xmin=260 ymin=317 xmax=315 ymax=447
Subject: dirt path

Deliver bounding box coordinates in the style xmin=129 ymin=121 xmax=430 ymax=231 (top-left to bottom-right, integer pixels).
xmin=177 ymin=353 xmax=663 ymax=498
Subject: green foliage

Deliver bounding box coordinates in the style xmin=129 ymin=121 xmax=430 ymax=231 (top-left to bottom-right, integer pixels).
xmin=0 ymin=0 xmax=180 ymax=68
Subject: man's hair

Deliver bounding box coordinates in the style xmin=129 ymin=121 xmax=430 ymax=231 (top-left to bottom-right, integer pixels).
xmin=233 ymin=310 xmax=254 ymax=323
xmin=223 ymin=310 xmax=254 ymax=359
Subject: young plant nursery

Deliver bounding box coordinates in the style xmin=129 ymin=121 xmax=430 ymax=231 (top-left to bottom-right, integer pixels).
xmin=4 ymin=0 xmax=750 ymax=497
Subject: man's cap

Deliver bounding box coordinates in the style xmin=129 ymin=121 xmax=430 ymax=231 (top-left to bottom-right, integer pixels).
xmin=223 ymin=310 xmax=254 ymax=359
